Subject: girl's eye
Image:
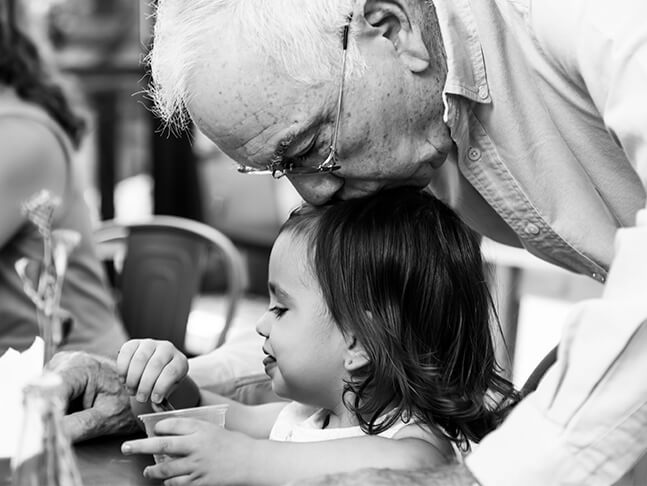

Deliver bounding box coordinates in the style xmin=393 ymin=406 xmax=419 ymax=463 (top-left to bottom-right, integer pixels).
xmin=269 ymin=306 xmax=287 ymax=318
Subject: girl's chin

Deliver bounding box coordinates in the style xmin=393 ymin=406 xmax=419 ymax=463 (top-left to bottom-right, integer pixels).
xmin=270 ymin=381 xmax=289 ymax=401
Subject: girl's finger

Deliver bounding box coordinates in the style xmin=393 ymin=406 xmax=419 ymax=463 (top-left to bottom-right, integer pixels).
xmin=142 ymin=457 xmax=194 ymax=481
xmin=121 ymin=434 xmax=191 ymax=457
xmin=124 ymin=340 xmax=157 ymax=395
xmin=150 ymin=355 xmax=189 ymax=404
xmin=153 ymin=417 xmax=206 ymax=436
xmin=164 ymin=476 xmax=192 ymax=486
xmin=135 ymin=345 xmax=177 ymax=402
xmin=116 ymin=340 xmax=141 ymax=379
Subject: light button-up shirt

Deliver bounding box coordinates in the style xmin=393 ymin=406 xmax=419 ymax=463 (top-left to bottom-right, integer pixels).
xmin=429 ymin=0 xmax=647 ymax=483
xmin=429 ymin=0 xmax=646 ymax=284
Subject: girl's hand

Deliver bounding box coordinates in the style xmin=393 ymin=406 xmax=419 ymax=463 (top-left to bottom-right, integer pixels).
xmin=116 ymin=339 xmax=188 ymax=405
xmin=121 ymin=418 xmax=255 ymax=485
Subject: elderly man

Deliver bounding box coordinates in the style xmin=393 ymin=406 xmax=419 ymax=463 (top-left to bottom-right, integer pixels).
xmin=52 ymin=0 xmax=647 ymax=485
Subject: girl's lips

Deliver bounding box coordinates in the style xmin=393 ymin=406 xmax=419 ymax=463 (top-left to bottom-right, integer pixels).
xmin=262 ymin=355 xmax=276 ymax=371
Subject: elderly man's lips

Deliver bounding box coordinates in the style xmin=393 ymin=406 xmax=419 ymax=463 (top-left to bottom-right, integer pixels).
xmin=263 ymin=356 xmax=276 ymax=368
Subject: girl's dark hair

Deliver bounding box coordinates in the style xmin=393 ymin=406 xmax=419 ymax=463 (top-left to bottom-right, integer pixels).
xmin=281 ymin=187 xmax=519 ymax=450
xmin=0 ymin=5 xmax=85 ymax=147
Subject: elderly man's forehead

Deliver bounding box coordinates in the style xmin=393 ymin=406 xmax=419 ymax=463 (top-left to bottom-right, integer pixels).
xmin=183 ymin=20 xmax=337 ymax=163
xmin=186 ymin=76 xmax=324 ymax=164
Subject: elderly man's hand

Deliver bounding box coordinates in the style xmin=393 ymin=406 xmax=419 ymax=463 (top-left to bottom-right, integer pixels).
xmin=47 ymin=351 xmax=139 ymax=442
xmin=285 ymin=465 xmax=479 ymax=486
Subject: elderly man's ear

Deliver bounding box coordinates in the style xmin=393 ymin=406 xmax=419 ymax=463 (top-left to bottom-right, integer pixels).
xmin=356 ymin=0 xmax=430 ymax=73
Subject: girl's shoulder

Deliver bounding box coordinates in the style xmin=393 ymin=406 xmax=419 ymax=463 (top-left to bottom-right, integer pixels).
xmin=0 ymin=88 xmax=74 ymax=165
xmin=0 ymin=115 xmax=68 ymax=197
xmin=391 ymin=421 xmax=461 ymax=464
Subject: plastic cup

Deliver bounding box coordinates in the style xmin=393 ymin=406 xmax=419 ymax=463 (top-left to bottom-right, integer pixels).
xmin=138 ymin=404 xmax=228 ymax=463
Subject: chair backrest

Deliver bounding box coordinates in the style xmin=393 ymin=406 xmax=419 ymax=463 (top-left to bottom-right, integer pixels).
xmin=94 ymin=216 xmax=247 ymax=354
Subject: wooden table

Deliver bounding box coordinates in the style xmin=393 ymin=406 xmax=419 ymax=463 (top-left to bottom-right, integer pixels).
xmin=0 ymin=434 xmax=159 ymax=486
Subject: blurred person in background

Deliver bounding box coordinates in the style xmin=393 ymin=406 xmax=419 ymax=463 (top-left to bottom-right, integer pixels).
xmin=0 ymin=0 xmax=127 ymax=356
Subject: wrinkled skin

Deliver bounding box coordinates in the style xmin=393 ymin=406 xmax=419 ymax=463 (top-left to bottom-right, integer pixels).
xmin=184 ymin=12 xmax=451 ymax=207
xmin=285 ymin=465 xmax=478 ymax=486
xmin=47 ymin=351 xmax=139 ymax=442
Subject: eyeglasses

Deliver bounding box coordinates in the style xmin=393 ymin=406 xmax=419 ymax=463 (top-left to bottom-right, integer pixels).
xmin=237 ymin=18 xmax=352 ymax=179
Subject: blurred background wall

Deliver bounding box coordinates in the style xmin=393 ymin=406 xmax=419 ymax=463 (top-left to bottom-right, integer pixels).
xmin=19 ymin=0 xmax=302 ymax=297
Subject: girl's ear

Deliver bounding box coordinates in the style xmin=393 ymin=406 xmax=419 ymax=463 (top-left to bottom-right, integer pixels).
xmin=344 ymin=336 xmax=370 ymax=372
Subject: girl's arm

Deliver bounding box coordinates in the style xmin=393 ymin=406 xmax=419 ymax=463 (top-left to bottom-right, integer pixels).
xmin=200 ymin=389 xmax=288 ymax=439
xmin=121 ymin=344 xmax=287 ymax=440
xmin=245 ymin=431 xmax=452 ymax=485
xmin=123 ymin=417 xmax=452 ymax=485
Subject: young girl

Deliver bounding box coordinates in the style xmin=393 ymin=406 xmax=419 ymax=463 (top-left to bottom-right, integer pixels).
xmin=119 ymin=187 xmax=518 ymax=485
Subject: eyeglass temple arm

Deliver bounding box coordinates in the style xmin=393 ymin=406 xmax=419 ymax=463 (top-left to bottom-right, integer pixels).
xmin=329 ymin=21 xmax=351 ymax=159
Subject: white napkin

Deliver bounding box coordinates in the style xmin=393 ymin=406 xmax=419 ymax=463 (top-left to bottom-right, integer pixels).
xmin=0 ymin=337 xmax=44 ymax=458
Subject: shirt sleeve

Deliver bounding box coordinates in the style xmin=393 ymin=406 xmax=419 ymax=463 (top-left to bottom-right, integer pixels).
xmin=575 ymin=0 xmax=647 ymax=191
xmin=529 ymin=0 xmax=647 ymax=191
xmin=465 ymin=2 xmax=647 ymax=484
xmin=188 ymin=322 xmax=265 ymax=389
xmin=466 ymin=208 xmax=647 ymax=485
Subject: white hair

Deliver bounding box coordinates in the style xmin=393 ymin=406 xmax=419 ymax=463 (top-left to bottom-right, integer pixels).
xmin=148 ymin=0 xmax=364 ymax=129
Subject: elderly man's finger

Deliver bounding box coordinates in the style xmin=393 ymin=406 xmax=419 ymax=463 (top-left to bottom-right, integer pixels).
xmin=63 ymin=408 xmax=104 ymax=443
xmin=64 ymin=408 xmax=140 ymax=443
xmin=47 ymin=352 xmax=91 ymax=399
xmin=45 ymin=351 xmax=140 ymax=444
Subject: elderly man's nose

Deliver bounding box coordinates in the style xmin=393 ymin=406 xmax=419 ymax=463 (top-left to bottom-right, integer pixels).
xmin=287 ymin=174 xmax=343 ymax=206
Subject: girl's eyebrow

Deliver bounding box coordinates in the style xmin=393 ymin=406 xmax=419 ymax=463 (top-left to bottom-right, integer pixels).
xmin=268 ymin=281 xmax=291 ymax=302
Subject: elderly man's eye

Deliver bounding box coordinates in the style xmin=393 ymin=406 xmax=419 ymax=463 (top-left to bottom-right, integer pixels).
xmin=292 ymin=137 xmax=318 ymax=162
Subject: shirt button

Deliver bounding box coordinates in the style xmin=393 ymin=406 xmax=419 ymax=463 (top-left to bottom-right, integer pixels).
xmin=467 ymin=147 xmax=481 ymax=161
xmin=525 ymin=223 xmax=540 ymax=236
xmin=478 ymin=85 xmax=489 ymax=99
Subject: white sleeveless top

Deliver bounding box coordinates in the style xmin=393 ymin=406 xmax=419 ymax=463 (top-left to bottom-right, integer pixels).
xmin=270 ymin=402 xmax=419 ymax=442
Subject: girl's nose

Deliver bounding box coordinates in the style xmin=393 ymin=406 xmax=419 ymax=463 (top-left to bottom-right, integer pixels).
xmin=255 ymin=314 xmax=270 ymax=338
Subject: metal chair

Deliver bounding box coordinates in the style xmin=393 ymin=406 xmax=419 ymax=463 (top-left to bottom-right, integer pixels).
xmin=94 ymin=215 xmax=247 ymax=354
